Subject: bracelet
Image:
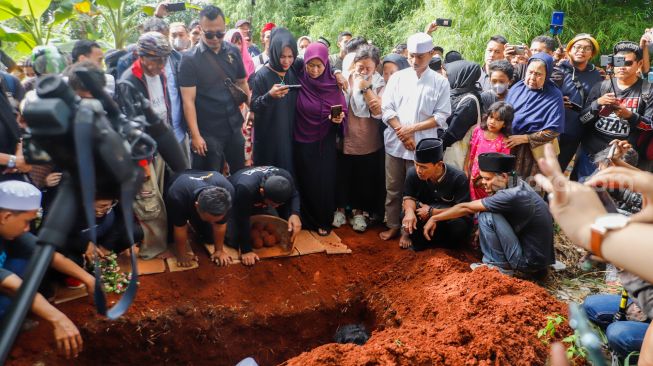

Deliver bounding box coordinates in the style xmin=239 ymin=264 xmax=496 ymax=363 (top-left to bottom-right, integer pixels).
xmin=428 ymin=207 xmax=433 ymax=217
xmin=6 ymin=155 xmax=16 ymax=169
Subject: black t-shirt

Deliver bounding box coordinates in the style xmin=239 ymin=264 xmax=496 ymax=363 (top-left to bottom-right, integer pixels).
xmin=403 ymin=165 xmax=470 ymax=208
xmin=580 ymin=79 xmax=653 ymax=155
xmin=481 ymin=179 xmax=554 ymax=267
xmin=228 ymin=166 xmax=300 ymax=253
xmin=165 ymin=170 xmax=235 ymax=227
xmin=178 ymin=41 xmax=247 ymax=136
xmin=0 ymin=233 xmax=36 ymax=282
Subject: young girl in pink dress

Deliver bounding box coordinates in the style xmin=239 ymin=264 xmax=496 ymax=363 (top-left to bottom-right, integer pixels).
xmin=465 ymin=101 xmax=514 ymax=200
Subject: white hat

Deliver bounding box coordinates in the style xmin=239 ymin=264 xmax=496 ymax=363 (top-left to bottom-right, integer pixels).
xmin=0 ymin=181 xmax=42 ymax=211
xmin=407 ymin=32 xmax=434 ymax=54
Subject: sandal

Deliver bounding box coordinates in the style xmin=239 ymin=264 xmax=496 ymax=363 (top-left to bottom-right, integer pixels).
xmin=332 ymin=210 xmax=346 ymax=228
xmin=317 ymin=228 xmax=331 ymax=236
xmin=350 ymin=214 xmax=367 ymax=232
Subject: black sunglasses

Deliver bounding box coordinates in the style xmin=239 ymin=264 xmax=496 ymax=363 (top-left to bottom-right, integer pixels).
xmin=202 ymin=29 xmax=225 ymax=40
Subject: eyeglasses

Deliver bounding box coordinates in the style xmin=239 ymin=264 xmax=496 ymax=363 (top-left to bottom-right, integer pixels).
xmin=201 ymin=29 xmax=225 ymax=40
xmin=571 ymin=45 xmax=593 ymax=53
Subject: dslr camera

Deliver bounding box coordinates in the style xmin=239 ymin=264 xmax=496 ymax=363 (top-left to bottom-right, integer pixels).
xmin=600 ymin=54 xmax=626 ymax=67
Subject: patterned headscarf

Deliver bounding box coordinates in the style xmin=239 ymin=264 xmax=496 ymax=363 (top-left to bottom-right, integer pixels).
xmin=137 ymin=31 xmax=172 ymax=58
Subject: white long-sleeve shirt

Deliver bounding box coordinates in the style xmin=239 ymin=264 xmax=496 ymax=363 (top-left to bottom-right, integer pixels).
xmin=381 ymin=67 xmax=451 ymax=160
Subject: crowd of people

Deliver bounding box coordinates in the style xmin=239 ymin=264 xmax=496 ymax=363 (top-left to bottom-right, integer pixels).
xmin=0 ymin=3 xmax=652 ymax=365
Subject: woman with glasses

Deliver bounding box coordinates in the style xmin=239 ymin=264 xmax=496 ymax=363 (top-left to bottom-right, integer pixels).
xmin=504 ymin=53 xmax=564 ymax=180
xmin=293 ymin=42 xmax=347 ymax=236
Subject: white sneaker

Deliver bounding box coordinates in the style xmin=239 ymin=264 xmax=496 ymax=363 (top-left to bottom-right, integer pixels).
xmin=350 ymin=214 xmax=367 ymax=232
xmin=332 ymin=211 xmax=346 ymax=228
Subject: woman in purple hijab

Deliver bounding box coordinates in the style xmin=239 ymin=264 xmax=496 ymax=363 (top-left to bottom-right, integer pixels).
xmin=293 ymin=42 xmax=347 ymax=235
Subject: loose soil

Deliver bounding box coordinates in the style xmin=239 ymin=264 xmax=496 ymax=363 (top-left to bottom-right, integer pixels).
xmin=7 ymin=226 xmax=569 ymax=366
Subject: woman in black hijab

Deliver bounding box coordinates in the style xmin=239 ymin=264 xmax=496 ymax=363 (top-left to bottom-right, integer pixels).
xmin=248 ymin=27 xmax=300 ymax=175
xmin=440 ymin=60 xmax=483 ymax=169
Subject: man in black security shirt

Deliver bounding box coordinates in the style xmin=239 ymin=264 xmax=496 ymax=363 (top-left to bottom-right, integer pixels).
xmin=578 ymin=41 xmax=653 ymax=178
xmin=423 ymin=153 xmax=554 ymax=277
xmin=165 ymin=170 xmax=234 ymax=267
xmin=228 ymin=166 xmax=301 ymax=266
xmin=400 ymin=138 xmax=472 ymax=250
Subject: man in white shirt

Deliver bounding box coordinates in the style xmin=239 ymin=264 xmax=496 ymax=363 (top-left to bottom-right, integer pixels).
xmin=379 ymin=32 xmax=451 ymax=241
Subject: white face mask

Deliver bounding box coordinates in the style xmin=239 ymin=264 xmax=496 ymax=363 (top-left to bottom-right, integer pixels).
xmin=492 ymin=82 xmax=508 ymax=95
xmin=172 ymin=38 xmax=191 ymax=51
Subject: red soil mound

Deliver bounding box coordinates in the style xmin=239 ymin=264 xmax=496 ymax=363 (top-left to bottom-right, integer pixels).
xmin=7 ymin=226 xmax=568 ymax=366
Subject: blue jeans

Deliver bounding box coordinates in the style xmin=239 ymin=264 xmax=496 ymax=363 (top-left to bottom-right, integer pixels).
xmin=583 ymin=294 xmax=649 ymax=359
xmin=575 ymin=145 xmax=597 ymax=183
xmin=0 ymin=258 xmax=29 ymax=319
xmin=478 ymin=212 xmax=526 ymax=271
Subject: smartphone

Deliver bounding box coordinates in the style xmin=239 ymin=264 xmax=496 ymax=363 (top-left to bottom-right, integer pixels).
xmin=165 ymin=2 xmax=186 ymax=12
xmin=435 ymin=18 xmax=452 ymax=27
xmin=568 ymin=101 xmax=582 ymax=112
xmin=549 ymin=11 xmax=564 ymax=35
xmin=330 ymin=104 xmax=343 ymax=119
xmin=607 ymin=143 xmax=617 ymax=160
xmin=284 ymin=84 xmax=302 ymax=89
xmin=507 ymin=44 xmax=526 ymax=55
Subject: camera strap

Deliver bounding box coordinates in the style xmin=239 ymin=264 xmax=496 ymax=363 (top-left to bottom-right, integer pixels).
xmin=74 ymin=106 xmax=139 ymax=319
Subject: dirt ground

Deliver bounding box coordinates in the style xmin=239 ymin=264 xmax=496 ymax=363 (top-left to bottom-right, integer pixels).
xmin=7 ymin=225 xmax=570 ymax=366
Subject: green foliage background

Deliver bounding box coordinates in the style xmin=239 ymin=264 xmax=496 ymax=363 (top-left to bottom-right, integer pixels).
xmin=216 ymin=0 xmax=652 ymax=63
xmin=1 ymin=0 xmax=651 ymax=64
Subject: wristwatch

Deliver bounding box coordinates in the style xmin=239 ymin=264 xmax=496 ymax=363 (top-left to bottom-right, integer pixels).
xmin=6 ymin=155 xmax=16 ymax=169
xmin=360 ymin=86 xmax=373 ymax=94
xmin=590 ymin=213 xmax=630 ymax=258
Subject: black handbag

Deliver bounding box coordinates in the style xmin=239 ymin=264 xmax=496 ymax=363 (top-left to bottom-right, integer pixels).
xmin=206 ymin=52 xmax=248 ymax=107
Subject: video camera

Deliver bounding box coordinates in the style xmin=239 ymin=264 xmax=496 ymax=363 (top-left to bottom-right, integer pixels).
xmin=0 ymin=69 xmax=188 ymax=363
xmin=600 ymin=54 xmax=627 ymax=68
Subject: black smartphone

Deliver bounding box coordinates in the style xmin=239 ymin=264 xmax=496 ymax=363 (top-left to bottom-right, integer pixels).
xmin=330 ymin=104 xmax=343 ymax=119
xmin=569 ymin=101 xmax=582 ymax=112
xmin=435 ymin=18 xmax=452 ymax=27
xmin=165 ymin=2 xmax=186 ymax=12
xmin=284 ymin=84 xmax=302 ymax=89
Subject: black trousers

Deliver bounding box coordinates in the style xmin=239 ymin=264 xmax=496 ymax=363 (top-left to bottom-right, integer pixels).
xmin=404 ymin=204 xmax=472 ymax=251
xmin=192 ymin=128 xmax=245 ymax=174
xmin=557 ymin=133 xmax=581 ymax=174
xmin=294 ymin=129 xmax=337 ymax=231
xmin=335 ymin=149 xmax=385 ymax=215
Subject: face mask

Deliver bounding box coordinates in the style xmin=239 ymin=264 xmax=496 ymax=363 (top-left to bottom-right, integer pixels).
xmin=492 ymin=83 xmax=507 ymax=95
xmin=172 ymin=38 xmax=191 ymax=51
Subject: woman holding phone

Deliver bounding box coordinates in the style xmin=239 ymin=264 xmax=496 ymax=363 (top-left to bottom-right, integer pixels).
xmin=249 ymin=27 xmax=300 ymax=174
xmin=294 ymin=42 xmax=347 ymax=236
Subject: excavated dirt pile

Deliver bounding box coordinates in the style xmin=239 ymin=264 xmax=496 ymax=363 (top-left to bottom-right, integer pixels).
xmin=8 ymin=227 xmax=569 ymax=366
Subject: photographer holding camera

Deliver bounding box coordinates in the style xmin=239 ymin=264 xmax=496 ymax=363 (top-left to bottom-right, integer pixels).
xmin=577 ymin=41 xmax=653 ymax=180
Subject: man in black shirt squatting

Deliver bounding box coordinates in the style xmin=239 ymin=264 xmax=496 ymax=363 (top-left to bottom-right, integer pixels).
xmin=165 ymin=170 xmax=234 ymax=267
xmin=228 ymin=166 xmax=301 ymax=266
xmin=400 ymin=138 xmax=472 ymax=250
xmin=423 ymin=153 xmax=555 ymax=277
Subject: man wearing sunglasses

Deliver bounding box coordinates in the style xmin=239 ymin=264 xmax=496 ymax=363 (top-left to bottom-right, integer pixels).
xmin=179 ymin=5 xmax=251 ymax=175
xmin=578 ymin=41 xmax=653 ymax=178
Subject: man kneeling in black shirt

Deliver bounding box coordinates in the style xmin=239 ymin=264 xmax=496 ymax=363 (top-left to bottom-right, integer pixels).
xmin=401 ymin=138 xmax=473 ymax=250
xmin=165 ymin=170 xmax=234 ymax=267
xmin=228 ymin=166 xmax=301 ymax=266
